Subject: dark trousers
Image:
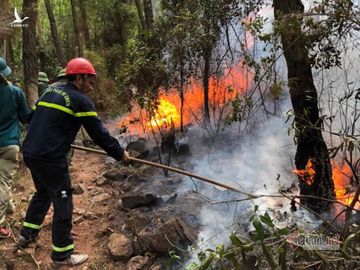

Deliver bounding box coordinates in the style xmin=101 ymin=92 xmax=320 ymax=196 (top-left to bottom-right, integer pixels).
xmin=20 ymin=156 xmax=74 ymax=261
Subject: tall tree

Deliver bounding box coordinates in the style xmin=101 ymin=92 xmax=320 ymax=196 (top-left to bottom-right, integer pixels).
xmin=44 ymin=0 xmax=66 ymax=67
xmin=0 ymin=0 xmax=13 ymax=65
xmin=23 ymin=0 xmax=38 ymax=105
xmin=134 ymin=0 xmax=146 ymax=30
xmin=161 ymin=0 xmax=243 ymax=129
xmin=70 ymin=0 xmax=83 ymax=56
xmin=143 ymin=0 xmax=154 ymax=31
xmin=78 ymin=0 xmax=90 ymax=48
xmin=273 ymin=0 xmax=335 ymax=211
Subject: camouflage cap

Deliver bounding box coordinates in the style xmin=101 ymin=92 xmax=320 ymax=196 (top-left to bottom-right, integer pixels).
xmin=57 ymin=68 xmax=66 ymax=79
xmin=38 ymin=71 xmax=49 ymax=82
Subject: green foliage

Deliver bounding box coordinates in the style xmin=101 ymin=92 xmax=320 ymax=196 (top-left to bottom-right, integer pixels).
xmin=186 ymin=205 xmax=359 ymax=270
xmin=225 ymin=94 xmax=253 ymax=124
xmin=116 ymin=32 xmax=167 ymax=109
xmin=85 ymin=50 xmax=127 ymax=116
xmin=167 ymin=250 xmax=182 ymax=269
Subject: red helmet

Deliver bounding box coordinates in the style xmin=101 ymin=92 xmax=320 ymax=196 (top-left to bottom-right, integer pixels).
xmin=66 ymin=57 xmax=96 ymax=76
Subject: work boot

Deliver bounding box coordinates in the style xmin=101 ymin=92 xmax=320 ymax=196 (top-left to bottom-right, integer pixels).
xmin=53 ymin=254 xmax=88 ymax=266
xmin=17 ymin=235 xmax=36 ymax=248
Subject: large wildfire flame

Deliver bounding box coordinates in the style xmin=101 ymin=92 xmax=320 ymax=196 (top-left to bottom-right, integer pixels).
xmin=118 ymin=61 xmax=252 ymax=133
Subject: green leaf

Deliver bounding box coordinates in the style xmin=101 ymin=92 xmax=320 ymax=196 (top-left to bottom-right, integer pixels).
xmin=341 ymin=233 xmax=357 ymax=259
xmin=314 ymin=250 xmax=330 ymax=267
xmin=278 ymin=245 xmax=287 ymax=270
xmin=230 ymin=232 xmax=244 ymax=247
xmin=216 ymin=244 xmax=225 ymax=256
xmin=262 ymin=242 xmax=277 ymax=270
xmin=198 ymin=253 xmax=214 ymax=270
xmin=252 ymin=218 xmax=265 ymax=240
xmin=260 ymin=212 xmax=275 ymax=228
xmin=276 ymin=227 xmax=290 ymax=236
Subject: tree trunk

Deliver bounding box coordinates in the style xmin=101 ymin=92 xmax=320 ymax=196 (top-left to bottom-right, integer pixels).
xmin=0 ymin=0 xmax=11 ymax=64
xmin=70 ymin=0 xmax=83 ymax=56
xmin=6 ymin=39 xmax=14 ymax=67
xmin=203 ymin=46 xmax=211 ymax=127
xmin=143 ymin=0 xmax=154 ymax=31
xmin=273 ymin=0 xmax=335 ymax=211
xmin=134 ymin=0 xmax=146 ymax=30
xmin=79 ymin=0 xmax=90 ymax=48
xmin=179 ymin=58 xmax=184 ymax=133
xmin=23 ymin=0 xmax=38 ymax=106
xmin=44 ymin=0 xmax=66 ymax=66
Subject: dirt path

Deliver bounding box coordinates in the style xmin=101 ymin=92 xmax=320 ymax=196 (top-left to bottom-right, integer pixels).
xmin=1 ymin=149 xmax=120 ymax=269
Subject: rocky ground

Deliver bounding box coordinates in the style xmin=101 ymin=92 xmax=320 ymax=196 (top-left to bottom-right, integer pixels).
xmin=0 ymin=143 xmax=203 ymax=270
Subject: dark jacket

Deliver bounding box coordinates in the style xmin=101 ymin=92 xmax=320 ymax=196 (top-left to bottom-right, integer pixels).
xmin=38 ymin=81 xmax=49 ymax=97
xmin=23 ymin=83 xmax=124 ymax=160
xmin=0 ymin=82 xmax=31 ymax=147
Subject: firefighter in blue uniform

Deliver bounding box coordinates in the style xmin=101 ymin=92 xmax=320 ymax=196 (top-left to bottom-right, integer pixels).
xmin=18 ymin=57 xmax=129 ymax=266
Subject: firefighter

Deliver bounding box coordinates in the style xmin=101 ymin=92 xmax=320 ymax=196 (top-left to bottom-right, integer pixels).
xmin=0 ymin=57 xmax=31 ymax=238
xmin=18 ymin=57 xmax=129 ymax=266
xmin=38 ymin=71 xmax=49 ymax=97
xmin=50 ymin=68 xmax=68 ymax=88
xmin=11 ymin=76 xmax=21 ymax=88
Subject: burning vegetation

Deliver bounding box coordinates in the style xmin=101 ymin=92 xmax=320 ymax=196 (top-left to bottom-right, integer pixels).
xmin=118 ymin=61 xmax=252 ymax=133
xmin=293 ymin=159 xmax=359 ymax=210
xmin=293 ymin=159 xmax=316 ymax=186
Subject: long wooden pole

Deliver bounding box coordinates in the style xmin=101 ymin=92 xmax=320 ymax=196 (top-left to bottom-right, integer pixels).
xmin=71 ymin=144 xmax=255 ymax=198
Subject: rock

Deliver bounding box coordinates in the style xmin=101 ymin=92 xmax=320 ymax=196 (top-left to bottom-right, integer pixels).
xmin=111 ymin=189 xmax=120 ymax=197
xmin=139 ymin=218 xmax=196 ymax=254
xmin=158 ymin=193 xmax=177 ymax=204
xmin=175 ymin=142 xmax=191 ymax=155
xmin=126 ymin=138 xmax=149 ymax=159
xmin=131 ymin=213 xmax=150 ymax=229
xmin=108 ymin=213 xmax=116 ymax=221
xmin=72 ymin=183 xmax=86 ymax=195
xmin=120 ymin=193 xmax=157 ymax=209
xmin=127 ymin=150 xmax=141 ymax=159
xmin=120 ymin=182 xmax=132 ymax=192
xmin=103 ymin=168 xmax=130 ymax=181
xmin=84 ymin=211 xmax=98 ymax=219
xmin=92 ymin=193 xmax=111 ymax=203
xmin=89 ymin=186 xmax=104 ymax=196
xmin=149 ymin=263 xmax=163 ymax=270
xmin=95 ymin=177 xmax=108 ymax=186
xmin=73 ymin=216 xmax=85 ymax=224
xmin=117 ymin=199 xmax=124 ymax=210
xmin=125 ymin=253 xmax=153 ymax=270
xmin=107 ymin=233 xmax=134 ymax=261
xmin=74 ymin=208 xmax=86 ymax=215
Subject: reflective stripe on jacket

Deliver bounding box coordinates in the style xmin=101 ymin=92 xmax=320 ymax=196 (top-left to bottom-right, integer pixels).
xmin=23 ymin=83 xmax=124 ymax=160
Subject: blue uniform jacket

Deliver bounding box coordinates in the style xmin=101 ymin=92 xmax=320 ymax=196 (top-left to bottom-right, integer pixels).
xmin=0 ymin=82 xmax=31 ymax=147
xmin=23 ymin=83 xmax=124 ymax=160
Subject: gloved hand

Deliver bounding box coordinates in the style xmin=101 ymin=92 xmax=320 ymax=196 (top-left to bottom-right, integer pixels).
xmin=122 ymin=150 xmax=130 ymax=162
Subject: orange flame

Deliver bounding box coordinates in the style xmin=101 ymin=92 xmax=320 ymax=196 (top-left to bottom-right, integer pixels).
xmin=118 ymin=61 xmax=253 ymax=132
xmin=332 ymin=161 xmax=359 ymax=209
xmin=149 ymin=96 xmax=180 ymax=128
xmin=293 ymin=159 xmax=315 ymax=186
